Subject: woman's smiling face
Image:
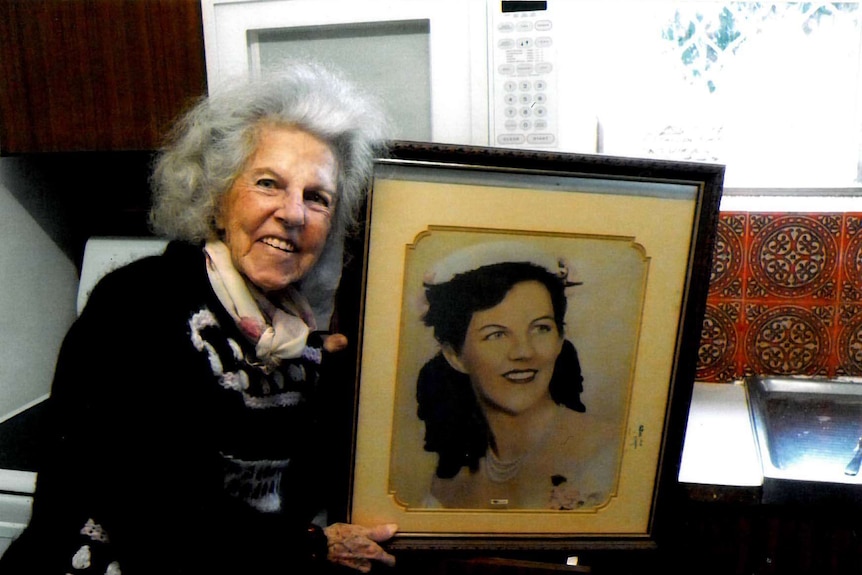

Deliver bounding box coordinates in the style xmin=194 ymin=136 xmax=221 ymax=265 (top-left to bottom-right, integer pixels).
xmin=217 ymin=124 xmax=338 ymax=293
xmin=443 ymin=280 xmax=564 ymax=416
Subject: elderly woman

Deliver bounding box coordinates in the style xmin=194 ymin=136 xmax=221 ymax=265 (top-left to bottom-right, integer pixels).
xmin=1 ymin=63 xmax=396 ymax=574
xmin=417 ymin=242 xmax=619 ymax=510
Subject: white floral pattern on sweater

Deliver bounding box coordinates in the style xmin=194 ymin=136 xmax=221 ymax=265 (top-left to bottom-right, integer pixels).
xmin=66 ymin=519 xmax=121 ymax=575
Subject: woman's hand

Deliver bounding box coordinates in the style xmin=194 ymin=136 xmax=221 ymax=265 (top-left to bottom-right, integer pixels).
xmin=323 ymin=522 xmax=397 ymax=572
xmin=322 ymin=333 xmax=348 ymax=353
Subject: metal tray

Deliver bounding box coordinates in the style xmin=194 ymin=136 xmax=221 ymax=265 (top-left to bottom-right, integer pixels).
xmin=746 ymin=375 xmax=862 ymax=485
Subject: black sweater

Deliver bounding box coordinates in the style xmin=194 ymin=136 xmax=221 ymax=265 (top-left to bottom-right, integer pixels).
xmin=0 ymin=241 xmax=337 ymax=574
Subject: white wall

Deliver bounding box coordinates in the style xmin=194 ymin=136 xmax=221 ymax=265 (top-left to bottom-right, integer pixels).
xmin=0 ymin=160 xmax=78 ymax=421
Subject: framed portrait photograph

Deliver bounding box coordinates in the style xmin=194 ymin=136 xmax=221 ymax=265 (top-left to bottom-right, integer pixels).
xmin=346 ymin=142 xmax=724 ymax=552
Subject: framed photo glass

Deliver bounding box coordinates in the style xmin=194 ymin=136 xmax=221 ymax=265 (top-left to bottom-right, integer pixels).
xmin=346 ymin=142 xmax=724 ymax=552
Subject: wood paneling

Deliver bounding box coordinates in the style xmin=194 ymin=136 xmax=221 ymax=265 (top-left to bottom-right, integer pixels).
xmin=0 ymin=0 xmax=206 ymax=153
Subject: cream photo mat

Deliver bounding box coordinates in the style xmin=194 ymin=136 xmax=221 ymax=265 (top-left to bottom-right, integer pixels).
xmin=350 ymin=172 xmax=698 ymax=537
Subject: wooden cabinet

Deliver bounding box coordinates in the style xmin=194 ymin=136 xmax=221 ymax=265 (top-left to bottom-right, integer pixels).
xmin=0 ymin=0 xmax=207 ymax=153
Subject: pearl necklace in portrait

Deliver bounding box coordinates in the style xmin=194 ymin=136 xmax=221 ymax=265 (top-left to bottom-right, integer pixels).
xmin=483 ymin=404 xmax=563 ymax=484
xmin=484 ymin=449 xmax=528 ymax=483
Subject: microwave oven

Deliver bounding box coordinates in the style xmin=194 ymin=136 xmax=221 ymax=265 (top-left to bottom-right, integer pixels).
xmin=200 ymin=0 xmax=598 ymax=152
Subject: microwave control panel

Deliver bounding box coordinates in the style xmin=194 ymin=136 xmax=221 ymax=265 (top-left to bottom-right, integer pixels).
xmin=489 ymin=1 xmax=557 ymax=148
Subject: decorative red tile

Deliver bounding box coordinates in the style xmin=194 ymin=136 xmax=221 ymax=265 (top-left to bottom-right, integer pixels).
xmin=743 ymin=304 xmax=833 ymax=376
xmin=709 ymin=214 xmax=744 ymax=298
xmin=841 ymin=215 xmax=862 ymax=302
xmin=837 ymin=303 xmax=862 ymax=375
xmin=696 ymin=302 xmax=739 ymax=382
xmin=697 ymin=212 xmax=747 ymax=382
xmin=746 ymin=214 xmax=840 ymax=301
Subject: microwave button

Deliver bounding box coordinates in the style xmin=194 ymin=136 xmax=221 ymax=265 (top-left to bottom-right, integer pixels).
xmin=497 ymin=22 xmax=515 ymax=33
xmin=536 ymin=36 xmax=553 ymax=49
xmin=497 ymin=134 xmax=526 ymax=145
xmin=520 ymin=119 xmax=532 ymax=131
xmin=534 ymin=119 xmax=548 ymax=130
xmin=498 ymin=38 xmax=515 ymax=50
xmin=504 ymin=107 xmax=518 ymax=118
xmin=503 ymin=80 xmax=517 ymax=92
xmin=504 ymin=119 xmax=518 ymax=131
xmin=535 ymin=93 xmax=547 ymax=104
xmin=535 ymin=62 xmax=553 ymax=74
xmin=528 ymin=133 xmax=556 ymax=145
xmin=535 ymin=20 xmax=553 ymax=32
xmin=517 ymin=21 xmax=534 ymax=32
xmin=533 ymin=106 xmax=548 ymax=117
xmin=516 ymin=63 xmax=534 ymax=75
xmin=519 ymin=80 xmax=532 ymax=91
xmin=498 ymin=64 xmax=516 ymax=76
xmin=519 ymin=107 xmax=532 ymax=117
xmin=517 ymin=37 xmax=533 ymax=49
xmin=534 ymin=79 xmax=548 ymax=91
xmin=518 ymin=93 xmax=532 ymax=105
xmin=504 ymin=93 xmax=518 ymax=105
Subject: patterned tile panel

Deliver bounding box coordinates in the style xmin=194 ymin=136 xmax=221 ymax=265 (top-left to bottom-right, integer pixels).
xmin=696 ymin=212 xmax=862 ymax=382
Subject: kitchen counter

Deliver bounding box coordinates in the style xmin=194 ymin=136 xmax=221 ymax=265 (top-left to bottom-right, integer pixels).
xmin=679 ymin=381 xmax=762 ymax=487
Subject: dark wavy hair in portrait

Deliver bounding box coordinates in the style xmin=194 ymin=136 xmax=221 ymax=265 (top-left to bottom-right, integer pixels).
xmin=417 ymin=261 xmax=586 ymax=479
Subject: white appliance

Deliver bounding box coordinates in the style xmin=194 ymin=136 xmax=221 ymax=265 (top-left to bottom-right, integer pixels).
xmin=200 ymin=0 xmax=598 ymax=152
xmin=0 ymin=237 xmax=168 ymax=556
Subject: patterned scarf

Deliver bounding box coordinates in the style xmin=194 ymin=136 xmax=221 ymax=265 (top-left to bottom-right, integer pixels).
xmin=204 ymin=240 xmax=316 ymax=370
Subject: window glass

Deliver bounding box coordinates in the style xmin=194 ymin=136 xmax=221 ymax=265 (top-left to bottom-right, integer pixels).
xmin=562 ymin=1 xmax=862 ymax=188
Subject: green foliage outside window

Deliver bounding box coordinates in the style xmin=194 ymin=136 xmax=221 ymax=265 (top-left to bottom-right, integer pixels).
xmin=662 ymin=2 xmax=860 ymax=93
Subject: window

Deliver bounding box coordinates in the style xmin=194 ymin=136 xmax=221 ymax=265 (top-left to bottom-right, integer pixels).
xmin=561 ymin=1 xmax=862 ymax=190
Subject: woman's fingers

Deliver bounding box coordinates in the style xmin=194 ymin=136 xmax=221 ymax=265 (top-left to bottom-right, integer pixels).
xmin=323 ymin=333 xmax=348 ymax=353
xmin=324 ymin=522 xmax=398 ymax=572
xmin=365 ymin=523 xmax=398 ymax=544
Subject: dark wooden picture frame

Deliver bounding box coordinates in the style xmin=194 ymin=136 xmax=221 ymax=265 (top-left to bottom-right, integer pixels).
xmin=345 ymin=141 xmax=724 ymax=554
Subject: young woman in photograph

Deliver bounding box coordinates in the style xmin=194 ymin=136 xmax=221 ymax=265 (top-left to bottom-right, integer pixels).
xmin=417 ymin=242 xmax=620 ymax=510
